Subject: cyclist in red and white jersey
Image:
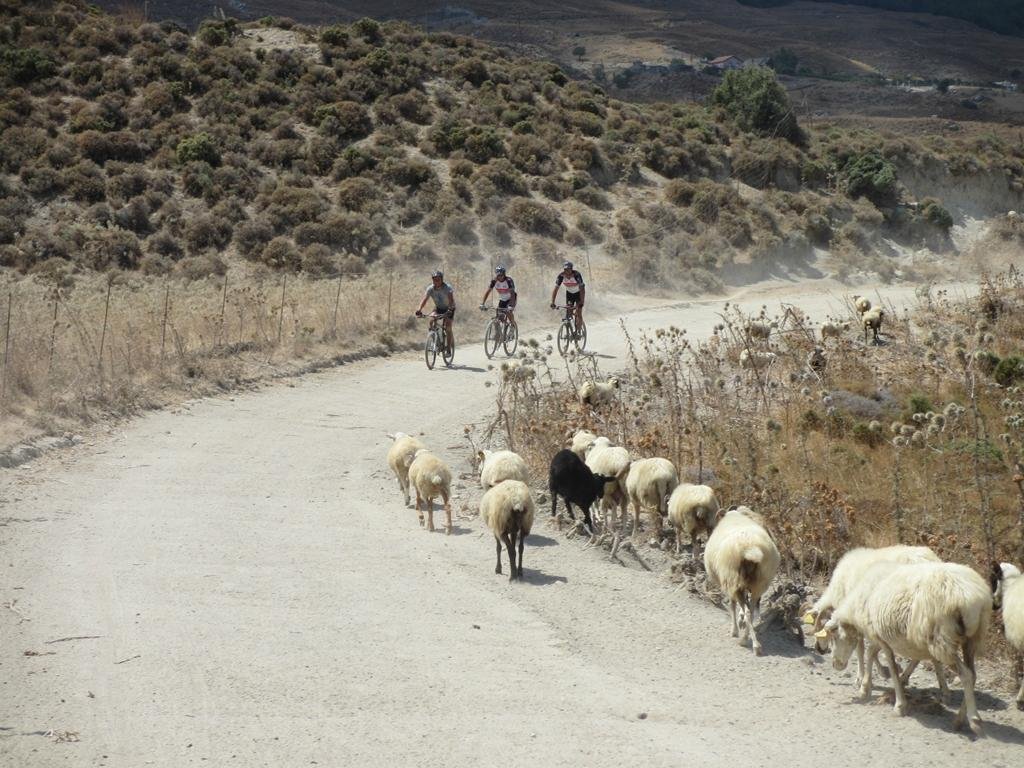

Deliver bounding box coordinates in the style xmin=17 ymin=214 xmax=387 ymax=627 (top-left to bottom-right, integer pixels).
xmin=479 ymin=265 xmax=517 ymax=324
xmin=550 ymin=260 xmax=585 ymax=331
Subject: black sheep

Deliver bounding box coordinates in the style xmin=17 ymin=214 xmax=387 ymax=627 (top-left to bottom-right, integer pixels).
xmin=548 ymin=449 xmax=612 ymax=532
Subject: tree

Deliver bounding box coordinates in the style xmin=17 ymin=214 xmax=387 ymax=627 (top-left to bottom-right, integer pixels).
xmin=572 ymin=45 xmax=586 ymax=61
xmin=769 ymin=48 xmax=798 ymax=76
xmin=841 ymin=153 xmax=898 ymax=206
xmin=709 ymin=67 xmax=801 ymax=144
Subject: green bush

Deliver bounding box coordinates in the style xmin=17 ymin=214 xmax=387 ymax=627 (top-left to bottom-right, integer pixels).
xmin=841 ymin=153 xmax=898 ymax=206
xmin=176 ymin=133 xmax=221 ymax=167
xmin=0 ymin=46 xmax=56 ymax=85
xmin=921 ymin=198 xmax=953 ymax=231
xmin=994 ymin=356 xmax=1024 ymax=386
xmin=317 ymin=101 xmax=373 ymax=141
xmin=709 ymin=67 xmax=801 ymax=144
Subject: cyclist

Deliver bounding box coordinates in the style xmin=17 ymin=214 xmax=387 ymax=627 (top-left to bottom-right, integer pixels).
xmin=415 ymin=269 xmax=456 ymax=354
xmin=479 ymin=265 xmax=517 ymax=326
xmin=550 ymin=260 xmax=585 ymax=334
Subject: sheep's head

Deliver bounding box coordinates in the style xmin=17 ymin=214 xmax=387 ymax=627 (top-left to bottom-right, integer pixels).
xmin=991 ymin=561 xmax=1022 ymax=609
xmin=817 ymin=618 xmax=859 ymax=670
xmin=609 ymin=377 xmax=620 ymax=389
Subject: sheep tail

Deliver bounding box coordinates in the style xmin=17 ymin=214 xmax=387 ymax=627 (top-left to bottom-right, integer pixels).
xmin=430 ymin=473 xmax=443 ymax=485
xmin=739 ymin=547 xmax=763 ymax=585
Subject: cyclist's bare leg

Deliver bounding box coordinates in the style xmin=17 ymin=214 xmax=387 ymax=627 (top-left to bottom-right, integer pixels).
xmin=444 ymin=316 xmax=454 ymax=352
xmin=574 ymin=303 xmax=583 ymax=331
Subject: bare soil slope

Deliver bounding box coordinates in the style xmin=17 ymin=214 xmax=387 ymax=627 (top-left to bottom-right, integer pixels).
xmin=3 ymin=280 xmax=1023 ymax=765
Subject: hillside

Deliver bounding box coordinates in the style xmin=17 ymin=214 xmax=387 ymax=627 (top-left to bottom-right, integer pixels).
xmin=3 ymin=0 xmax=1023 ymax=290
xmin=102 ymin=1 xmax=1024 ymax=123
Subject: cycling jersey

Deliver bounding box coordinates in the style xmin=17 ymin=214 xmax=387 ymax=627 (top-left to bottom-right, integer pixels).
xmin=555 ymin=270 xmax=584 ymax=294
xmin=488 ymin=276 xmax=516 ymax=301
xmin=424 ymin=282 xmax=454 ymax=312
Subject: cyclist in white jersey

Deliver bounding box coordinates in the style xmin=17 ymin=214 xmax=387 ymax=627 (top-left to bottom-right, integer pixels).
xmin=479 ymin=265 xmax=517 ymax=325
xmin=550 ymin=260 xmax=585 ymax=332
xmin=415 ymin=270 xmax=456 ymax=353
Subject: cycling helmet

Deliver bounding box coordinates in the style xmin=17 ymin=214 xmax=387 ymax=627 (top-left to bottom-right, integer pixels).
xmin=431 ymin=269 xmax=444 ymax=278
xmin=494 ymin=265 xmax=506 ymax=274
xmin=562 ymin=260 xmax=573 ymax=269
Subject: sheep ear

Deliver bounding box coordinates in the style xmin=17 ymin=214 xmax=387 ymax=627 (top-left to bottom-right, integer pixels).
xmin=813 ymin=628 xmax=831 ymax=640
xmin=801 ymin=611 xmax=817 ymax=626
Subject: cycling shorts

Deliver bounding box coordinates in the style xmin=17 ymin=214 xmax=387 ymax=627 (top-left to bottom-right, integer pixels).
xmin=565 ymin=292 xmax=582 ymax=305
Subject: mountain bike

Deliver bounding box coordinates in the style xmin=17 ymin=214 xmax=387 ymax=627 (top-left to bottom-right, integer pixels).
xmin=554 ymin=304 xmax=587 ymax=356
xmin=420 ymin=313 xmax=454 ymax=369
xmin=480 ymin=305 xmax=518 ymax=358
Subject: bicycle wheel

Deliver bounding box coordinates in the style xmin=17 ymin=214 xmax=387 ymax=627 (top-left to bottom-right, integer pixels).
xmin=556 ymin=320 xmax=571 ymax=356
xmin=574 ymin=320 xmax=587 ymax=352
xmin=503 ymin=321 xmax=519 ymax=356
xmin=484 ymin=318 xmax=500 ymax=358
xmin=442 ymin=328 xmax=455 ymax=366
xmin=424 ymin=330 xmax=437 ymax=370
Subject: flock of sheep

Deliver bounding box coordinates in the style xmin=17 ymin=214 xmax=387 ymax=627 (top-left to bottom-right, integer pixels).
xmin=388 ymin=425 xmax=1024 ymax=735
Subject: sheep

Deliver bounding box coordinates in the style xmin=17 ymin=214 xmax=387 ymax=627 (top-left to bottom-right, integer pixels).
xmin=820 ymin=321 xmax=849 ymax=341
xmin=625 ymin=457 xmax=679 ymax=535
xmin=805 ymin=544 xmax=940 ymax=653
xmin=478 ymin=449 xmax=528 ymax=489
xmin=805 ymin=544 xmax=943 ymax=698
xmin=666 ymin=483 xmax=719 ymax=556
xmin=703 ymin=506 xmax=781 ymax=655
xmin=407 ymin=449 xmax=452 ymax=534
xmin=569 ymin=429 xmax=598 ymax=460
xmin=739 ymin=349 xmax=777 ymax=370
xmin=548 ymin=449 xmax=614 ymax=532
xmin=479 ymin=480 xmax=535 ymax=581
xmin=862 ymin=307 xmax=884 ymax=344
xmin=579 ymin=377 xmax=620 ymax=407
xmin=744 ymin=321 xmax=774 ymax=341
xmin=584 ymin=436 xmax=631 ymax=531
xmin=990 ymin=561 xmax=1024 ymax=709
xmin=386 ymin=432 xmax=426 ymax=506
xmin=820 ymin=561 xmax=991 ymax=733
xmin=852 ymin=295 xmax=872 ymax=315
xmin=1008 ymin=210 xmax=1020 ymax=220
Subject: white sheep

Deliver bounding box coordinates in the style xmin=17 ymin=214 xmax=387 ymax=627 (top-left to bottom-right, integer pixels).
xmin=479 ymin=480 xmax=536 ymax=581
xmin=407 ymin=449 xmax=453 ymax=534
xmin=666 ymin=483 xmax=719 ymax=555
xmin=991 ymin=561 xmax=1024 ymax=708
xmin=739 ymin=349 xmax=777 ymax=370
xmin=852 ymin=295 xmax=872 ymax=315
xmin=579 ymin=377 xmax=620 ymax=407
xmin=808 ymin=547 xmax=945 ymax=700
xmin=1008 ymin=210 xmax=1020 ymax=220
xmin=704 ymin=506 xmax=780 ymax=655
xmin=862 ymin=307 xmax=884 ymax=343
xmin=584 ymin=436 xmax=631 ymax=531
xmin=569 ymin=429 xmax=598 ymax=460
xmin=820 ymin=321 xmax=849 ymax=341
xmin=821 ymin=561 xmax=991 ymax=733
xmin=625 ymin=457 xmax=679 ymax=535
xmin=478 ymin=449 xmax=528 ymax=489
xmin=387 ymin=432 xmax=426 ymax=506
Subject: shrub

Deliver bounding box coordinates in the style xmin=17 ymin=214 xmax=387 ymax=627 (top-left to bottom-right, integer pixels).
xmin=234 ymin=220 xmax=274 ymax=258
xmin=994 ymin=356 xmax=1024 ymax=386
xmin=505 ymin=199 xmax=564 ymax=239
xmin=78 ymin=131 xmax=148 ymax=164
xmin=114 ymin=198 xmax=152 ymax=234
xmin=63 ymin=161 xmax=107 ymax=203
xmin=453 ymin=58 xmax=489 ymax=87
xmin=463 ymin=126 xmax=505 ymax=164
xmin=317 ymin=101 xmax=372 ymax=141
xmin=380 ymin=156 xmax=434 ymax=188
xmin=176 ymin=133 xmax=221 ymax=166
xmin=841 ymin=153 xmax=898 ymax=206
xmin=710 ymin=67 xmax=801 ymax=144
xmin=83 ymin=228 xmax=142 ymax=270
xmin=0 ymin=46 xmax=56 ymax=85
xmin=147 ymin=229 xmax=183 ymax=259
xmin=321 ymin=25 xmax=349 ymax=47
xmin=336 ymin=177 xmax=380 ymax=211
xmin=444 ymin=215 xmax=478 ymax=245
xmin=176 ymin=254 xmax=227 ymax=280
xmin=260 ymin=236 xmax=301 ymax=270
xmin=184 ymin=214 xmax=233 ymax=255
xmin=300 ymin=243 xmax=339 ymax=276
xmin=573 ymin=185 xmax=611 ymax=210
xmin=664 ymin=180 xmax=696 ymax=207
xmin=261 ymin=185 xmax=328 ymax=231
xmin=921 ymin=197 xmax=953 ymax=231
xmin=352 ymin=17 xmax=382 ymax=43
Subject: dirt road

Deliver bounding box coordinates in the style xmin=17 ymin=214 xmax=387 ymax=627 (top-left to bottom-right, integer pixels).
xmin=3 ymin=280 xmax=1022 ymax=766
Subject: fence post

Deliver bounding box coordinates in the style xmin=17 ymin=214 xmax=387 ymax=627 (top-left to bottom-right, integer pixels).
xmin=218 ymin=269 xmax=229 ymax=347
xmin=330 ymin=274 xmax=342 ymax=339
xmin=276 ymin=272 xmax=287 ymax=346
xmin=159 ymin=281 xmax=170 ymax=369
xmin=47 ymin=291 xmax=59 ymax=380
xmin=0 ymin=289 xmax=12 ymax=412
xmin=98 ymin=281 xmax=112 ymax=384
xmin=387 ymin=273 xmax=393 ymax=329
xmin=584 ymin=242 xmax=593 ymax=289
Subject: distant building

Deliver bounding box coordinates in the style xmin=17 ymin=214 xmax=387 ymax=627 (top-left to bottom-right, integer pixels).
xmin=743 ymin=57 xmax=769 ymax=69
xmin=994 ymin=80 xmax=1019 ymax=91
xmin=708 ymin=55 xmax=743 ymax=71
